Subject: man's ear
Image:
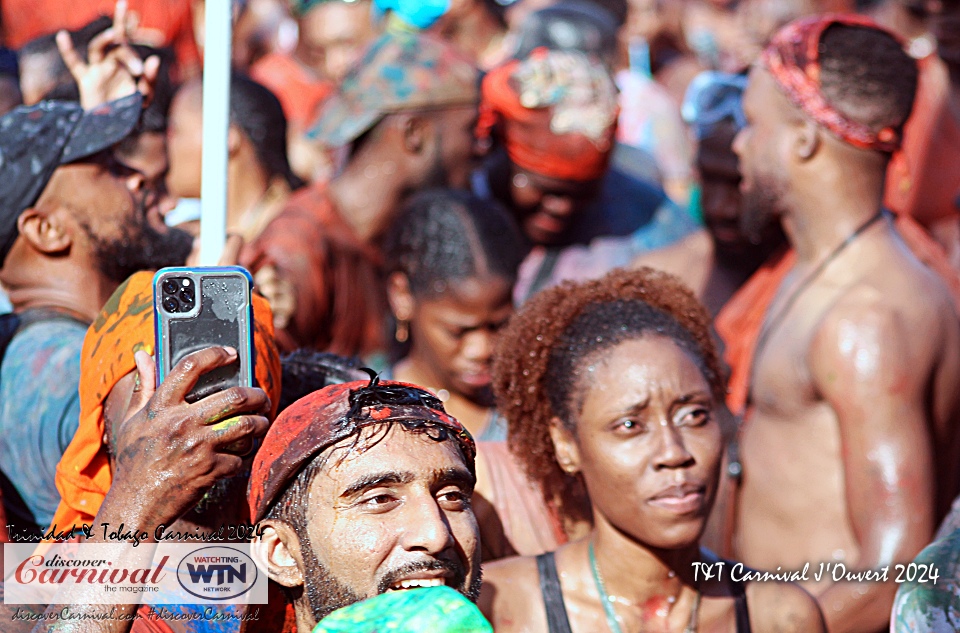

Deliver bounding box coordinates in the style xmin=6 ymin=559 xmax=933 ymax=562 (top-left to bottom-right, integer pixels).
xmin=794 ymin=120 xmax=820 ymax=161
xmin=549 ymin=417 xmax=582 ymax=475
xmin=227 ymin=125 xmax=244 ymax=158
xmin=251 ymin=520 xmax=305 ymax=589
xmin=386 ymin=271 xmax=415 ymax=322
xmin=397 ymin=113 xmax=430 ymax=156
xmin=17 ymin=207 xmax=71 ymax=255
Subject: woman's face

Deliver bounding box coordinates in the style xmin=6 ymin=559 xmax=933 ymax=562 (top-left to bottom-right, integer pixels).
xmin=555 ymin=335 xmax=722 ymax=549
xmin=408 ymin=276 xmax=514 ymax=404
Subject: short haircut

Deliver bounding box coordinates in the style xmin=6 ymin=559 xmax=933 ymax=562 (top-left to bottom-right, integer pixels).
xmin=229 ymin=72 xmax=304 ymax=191
xmin=818 ymin=23 xmax=918 ymax=134
xmin=383 ymin=188 xmax=528 ymax=298
xmin=492 ymin=267 xmax=724 ymax=524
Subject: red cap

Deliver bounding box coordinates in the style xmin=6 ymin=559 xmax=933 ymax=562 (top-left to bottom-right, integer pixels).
xmin=248 ymin=379 xmax=476 ymax=522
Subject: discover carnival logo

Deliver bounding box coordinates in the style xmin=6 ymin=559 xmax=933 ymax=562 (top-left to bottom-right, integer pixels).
xmin=177 ymin=546 xmax=259 ymax=601
xmin=3 ymin=543 xmax=269 ymax=605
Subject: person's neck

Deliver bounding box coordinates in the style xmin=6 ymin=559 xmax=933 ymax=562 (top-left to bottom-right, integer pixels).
xmin=590 ymin=515 xmax=701 ymax=609
xmin=226 ymin=157 xmax=272 ymax=233
xmin=393 ymin=356 xmax=492 ymax=437
xmin=328 ymin=159 xmax=403 ymax=243
xmin=2 ymin=260 xmax=115 ymax=323
xmin=785 ymin=171 xmax=885 ymax=265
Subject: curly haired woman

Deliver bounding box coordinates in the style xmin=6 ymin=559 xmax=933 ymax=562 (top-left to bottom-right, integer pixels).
xmin=479 ymin=267 xmax=825 ymax=632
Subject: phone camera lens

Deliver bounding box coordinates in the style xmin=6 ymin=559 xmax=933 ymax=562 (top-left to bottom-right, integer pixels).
xmin=162 ymin=279 xmax=180 ymax=295
xmin=179 ymin=289 xmax=194 ymax=303
xmin=162 ymin=297 xmax=180 ymax=313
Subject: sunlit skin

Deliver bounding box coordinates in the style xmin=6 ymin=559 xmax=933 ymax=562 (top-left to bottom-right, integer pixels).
xmin=0 ymin=151 xmax=172 ymax=322
xmin=255 ymin=425 xmax=482 ymax=633
xmin=391 ymin=275 xmax=514 ymax=437
xmin=730 ymin=63 xmax=960 ymax=632
xmin=481 ymin=336 xmax=824 ymax=632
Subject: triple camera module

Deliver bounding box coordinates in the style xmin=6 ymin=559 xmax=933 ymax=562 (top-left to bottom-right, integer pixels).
xmin=160 ymin=277 xmax=196 ymax=313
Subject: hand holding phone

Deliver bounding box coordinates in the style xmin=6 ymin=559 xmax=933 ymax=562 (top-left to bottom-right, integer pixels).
xmin=109 ymin=347 xmax=270 ymax=528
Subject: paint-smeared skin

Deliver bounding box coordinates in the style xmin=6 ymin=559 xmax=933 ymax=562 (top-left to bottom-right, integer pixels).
xmin=481 ymin=338 xmax=824 ymax=633
xmin=29 ymin=347 xmax=271 ymax=633
xmin=733 ymin=64 xmax=960 ymax=633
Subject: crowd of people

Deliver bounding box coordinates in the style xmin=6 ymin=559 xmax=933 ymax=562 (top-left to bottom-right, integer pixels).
xmin=0 ymin=0 xmax=958 ymax=631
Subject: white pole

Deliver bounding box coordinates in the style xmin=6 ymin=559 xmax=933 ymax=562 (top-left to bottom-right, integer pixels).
xmin=199 ymin=0 xmax=232 ymax=265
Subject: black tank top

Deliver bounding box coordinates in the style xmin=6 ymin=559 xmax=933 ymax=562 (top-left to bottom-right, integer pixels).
xmin=535 ymin=551 xmax=752 ymax=633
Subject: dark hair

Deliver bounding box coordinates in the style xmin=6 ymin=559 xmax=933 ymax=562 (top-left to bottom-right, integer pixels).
xmin=383 ymin=188 xmax=528 ymax=298
xmin=492 ymin=267 xmax=724 ymax=525
xmin=277 ymin=350 xmax=367 ymax=413
xmin=229 ymin=72 xmax=305 ymax=191
xmin=513 ymin=0 xmax=619 ymax=66
xmin=818 ymin=24 xmax=918 ymax=136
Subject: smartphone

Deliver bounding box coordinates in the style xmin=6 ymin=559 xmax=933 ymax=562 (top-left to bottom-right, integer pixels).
xmin=154 ymin=266 xmax=255 ymax=402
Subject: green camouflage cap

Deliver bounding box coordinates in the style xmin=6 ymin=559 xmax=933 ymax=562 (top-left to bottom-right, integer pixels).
xmin=308 ymin=31 xmax=480 ymax=148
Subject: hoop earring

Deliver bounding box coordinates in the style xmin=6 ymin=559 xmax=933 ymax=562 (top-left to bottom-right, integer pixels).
xmin=395 ymin=319 xmax=409 ymax=344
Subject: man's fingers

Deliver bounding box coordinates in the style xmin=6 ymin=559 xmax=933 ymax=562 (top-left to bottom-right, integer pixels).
xmin=113 ymin=0 xmax=129 ymax=43
xmin=208 ymin=415 xmax=271 ymax=450
xmin=211 ymin=453 xmax=245 ymax=481
xmin=123 ymin=350 xmax=158 ymax=423
xmin=56 ymin=31 xmax=86 ymax=78
xmin=187 ymin=386 xmax=270 ymax=425
xmin=156 ymin=346 xmax=239 ymax=405
xmin=115 ymin=46 xmax=145 ymax=79
xmin=88 ymin=28 xmax=119 ymax=65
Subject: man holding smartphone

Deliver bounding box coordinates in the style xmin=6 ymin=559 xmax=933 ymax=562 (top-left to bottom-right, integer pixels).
xmin=0 ymin=15 xmax=193 ymax=535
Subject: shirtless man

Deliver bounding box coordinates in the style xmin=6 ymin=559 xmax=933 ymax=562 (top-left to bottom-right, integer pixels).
xmin=731 ymin=15 xmax=960 ymax=633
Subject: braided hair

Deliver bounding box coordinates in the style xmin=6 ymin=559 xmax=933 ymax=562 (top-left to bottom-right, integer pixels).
xmin=383 ymin=188 xmax=527 ymax=297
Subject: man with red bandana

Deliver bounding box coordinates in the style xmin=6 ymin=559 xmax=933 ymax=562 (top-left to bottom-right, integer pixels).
xmin=473 ymin=47 xmax=706 ymax=304
xmin=249 ymin=377 xmax=483 ymax=633
xmin=722 ymin=15 xmax=960 ymax=632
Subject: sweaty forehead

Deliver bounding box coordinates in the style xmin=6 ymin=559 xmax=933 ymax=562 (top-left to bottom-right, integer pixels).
xmin=313 ymin=425 xmax=473 ymax=495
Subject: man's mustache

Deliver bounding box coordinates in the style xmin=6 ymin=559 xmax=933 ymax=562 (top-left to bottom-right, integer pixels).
xmin=376 ymin=558 xmax=466 ymax=595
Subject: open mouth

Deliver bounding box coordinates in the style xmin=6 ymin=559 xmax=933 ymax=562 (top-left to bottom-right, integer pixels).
xmin=386 ymin=578 xmax=448 ymax=591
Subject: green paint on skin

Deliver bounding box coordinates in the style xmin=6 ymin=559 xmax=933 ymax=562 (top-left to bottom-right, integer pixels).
xmin=212 ymin=417 xmax=254 ymax=454
xmin=211 ymin=416 xmax=245 ymax=433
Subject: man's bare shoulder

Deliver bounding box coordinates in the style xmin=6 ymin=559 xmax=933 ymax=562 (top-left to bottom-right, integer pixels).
xmin=480 ymin=554 xmax=546 ymax=633
xmin=745 ymin=580 xmax=826 ymax=633
xmin=811 ymin=280 xmax=948 ymax=364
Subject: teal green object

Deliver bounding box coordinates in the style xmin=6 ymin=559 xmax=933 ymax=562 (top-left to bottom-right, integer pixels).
xmin=312 ymin=586 xmax=493 ymax=633
xmin=688 ymin=183 xmax=704 ymax=224
xmin=373 ymin=0 xmax=450 ymax=28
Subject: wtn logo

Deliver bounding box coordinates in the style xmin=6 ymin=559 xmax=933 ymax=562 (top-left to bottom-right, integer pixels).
xmin=177 ymin=547 xmax=258 ymax=601
xmin=186 ymin=562 xmax=247 ymax=585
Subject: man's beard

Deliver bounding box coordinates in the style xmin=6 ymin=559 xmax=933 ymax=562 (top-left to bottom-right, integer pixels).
xmin=84 ymin=203 xmax=193 ymax=284
xmin=298 ymin=530 xmax=482 ymax=624
xmin=739 ymin=171 xmax=789 ymax=246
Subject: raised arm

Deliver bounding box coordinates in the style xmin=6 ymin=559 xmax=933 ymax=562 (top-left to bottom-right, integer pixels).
xmin=808 ymin=293 xmax=936 ymax=633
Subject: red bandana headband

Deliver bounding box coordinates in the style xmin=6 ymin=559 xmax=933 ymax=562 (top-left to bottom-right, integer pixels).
xmin=761 ymin=13 xmax=903 ymax=153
